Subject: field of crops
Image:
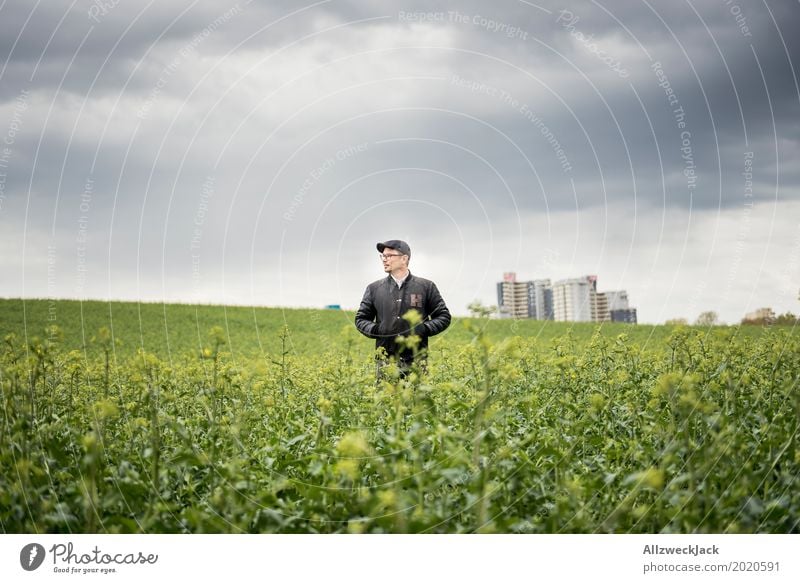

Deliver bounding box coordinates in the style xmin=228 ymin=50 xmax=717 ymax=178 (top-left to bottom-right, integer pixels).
xmin=1 ymin=298 xmax=798 ymax=533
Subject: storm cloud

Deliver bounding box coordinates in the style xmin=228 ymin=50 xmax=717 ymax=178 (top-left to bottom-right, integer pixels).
xmin=1 ymin=0 xmax=799 ymax=324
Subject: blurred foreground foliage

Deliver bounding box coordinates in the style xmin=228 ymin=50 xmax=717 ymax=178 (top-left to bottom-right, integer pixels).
xmin=1 ymin=299 xmax=798 ymax=533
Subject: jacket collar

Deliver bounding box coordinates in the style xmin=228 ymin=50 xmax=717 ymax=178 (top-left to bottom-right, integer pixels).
xmin=386 ymin=271 xmax=413 ymax=285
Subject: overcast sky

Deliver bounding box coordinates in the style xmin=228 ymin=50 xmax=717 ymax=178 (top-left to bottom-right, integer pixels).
xmin=1 ymin=0 xmax=799 ymax=324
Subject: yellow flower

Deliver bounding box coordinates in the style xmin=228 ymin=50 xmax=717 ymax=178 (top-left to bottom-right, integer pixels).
xmin=81 ymin=432 xmax=98 ymax=450
xmin=376 ymin=489 xmax=396 ymax=509
xmin=317 ymin=396 xmax=332 ymax=413
xmin=347 ymin=520 xmax=367 ymax=534
xmin=336 ymin=432 xmax=370 ymax=457
xmin=640 ymin=468 xmax=664 ymax=489
xmin=588 ymin=393 xmax=606 ymax=412
xmin=92 ymin=399 xmax=119 ymax=421
xmin=335 ymin=459 xmax=360 ymax=481
xmin=653 ymin=372 xmax=681 ymax=397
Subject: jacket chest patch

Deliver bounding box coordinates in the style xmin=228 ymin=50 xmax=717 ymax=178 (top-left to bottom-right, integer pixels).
xmin=410 ymin=293 xmax=423 ymax=308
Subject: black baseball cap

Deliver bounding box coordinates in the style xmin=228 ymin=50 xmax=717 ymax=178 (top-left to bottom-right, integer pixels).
xmin=376 ymin=240 xmax=411 ymax=257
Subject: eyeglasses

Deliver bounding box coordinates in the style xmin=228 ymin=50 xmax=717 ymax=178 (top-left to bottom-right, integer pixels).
xmin=379 ymin=253 xmax=405 ymax=260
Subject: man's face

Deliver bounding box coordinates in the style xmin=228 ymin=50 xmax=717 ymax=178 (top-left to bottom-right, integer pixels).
xmin=380 ymin=247 xmax=407 ymax=273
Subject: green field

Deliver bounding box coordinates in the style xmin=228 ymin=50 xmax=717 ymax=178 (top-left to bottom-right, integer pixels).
xmin=1 ymin=298 xmax=798 ymax=533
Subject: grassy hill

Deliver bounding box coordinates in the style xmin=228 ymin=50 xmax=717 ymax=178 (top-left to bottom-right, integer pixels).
xmin=0 ymin=298 xmax=786 ymax=362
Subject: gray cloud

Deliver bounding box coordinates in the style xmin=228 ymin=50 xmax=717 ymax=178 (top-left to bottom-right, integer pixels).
xmin=1 ymin=0 xmax=799 ymax=322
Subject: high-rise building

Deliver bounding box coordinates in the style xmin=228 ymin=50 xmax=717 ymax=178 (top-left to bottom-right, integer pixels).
xmin=592 ymin=292 xmax=609 ymax=322
xmin=497 ymin=273 xmax=637 ymax=323
xmin=594 ymin=290 xmax=630 ymax=322
xmin=604 ymin=290 xmax=630 ymax=311
xmin=497 ymin=272 xmax=533 ymax=319
xmin=552 ymin=276 xmax=596 ymax=322
xmin=610 ymin=308 xmax=638 ymax=324
xmin=530 ymin=279 xmax=554 ymax=320
xmin=497 ymin=273 xmax=554 ymax=319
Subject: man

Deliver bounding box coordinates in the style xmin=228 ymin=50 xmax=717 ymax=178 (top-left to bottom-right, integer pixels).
xmin=355 ymin=240 xmax=451 ymax=378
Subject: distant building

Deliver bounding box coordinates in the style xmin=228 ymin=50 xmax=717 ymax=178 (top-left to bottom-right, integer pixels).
xmin=604 ymin=290 xmax=630 ymax=311
xmin=497 ymin=272 xmax=534 ymax=319
xmin=552 ymin=276 xmax=595 ymax=322
xmin=594 ymin=290 xmax=631 ymax=322
xmin=530 ymin=279 xmax=554 ymax=320
xmin=324 ymin=304 xmax=341 ymax=310
xmin=610 ymin=308 xmax=638 ymax=324
xmin=497 ymin=273 xmax=637 ymax=323
xmin=592 ymin=290 xmax=609 ymax=322
xmin=497 ymin=273 xmax=554 ymax=320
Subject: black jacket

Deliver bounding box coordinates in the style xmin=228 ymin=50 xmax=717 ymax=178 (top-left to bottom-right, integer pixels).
xmin=355 ymin=273 xmax=451 ymax=361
